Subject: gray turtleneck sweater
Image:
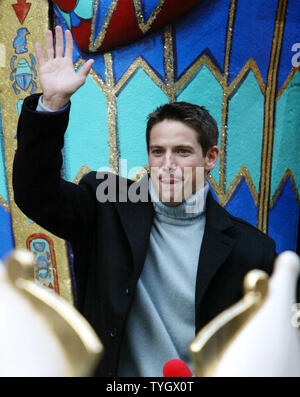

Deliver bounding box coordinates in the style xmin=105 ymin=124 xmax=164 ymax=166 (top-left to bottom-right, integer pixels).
xmin=118 ymin=178 xmax=209 ymax=377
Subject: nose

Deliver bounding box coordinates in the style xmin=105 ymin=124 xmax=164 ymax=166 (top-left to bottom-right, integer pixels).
xmin=162 ymin=151 xmax=176 ymax=171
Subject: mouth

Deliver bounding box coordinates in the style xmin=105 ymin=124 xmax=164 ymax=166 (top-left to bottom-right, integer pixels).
xmin=159 ymin=175 xmax=181 ymax=184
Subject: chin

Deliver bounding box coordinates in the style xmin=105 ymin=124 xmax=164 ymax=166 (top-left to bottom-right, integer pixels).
xmin=160 ymin=189 xmax=184 ymax=205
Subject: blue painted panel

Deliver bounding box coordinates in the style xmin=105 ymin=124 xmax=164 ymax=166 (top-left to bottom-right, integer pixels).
xmin=268 ymin=176 xmax=299 ymax=253
xmin=174 ymin=0 xmax=229 ymax=80
xmin=83 ymin=50 xmax=106 ymax=83
xmin=177 ymin=65 xmax=223 ymax=185
xmin=225 ymin=177 xmax=258 ymax=228
xmin=55 ymin=6 xmax=71 ymax=28
xmin=229 ymin=0 xmax=278 ymax=85
xmin=271 ymin=71 xmax=300 ymax=199
xmin=0 ymin=206 xmax=15 ymax=261
xmin=112 ymin=28 xmax=165 ymax=84
xmin=226 ymin=70 xmax=264 ymax=192
xmin=54 ymin=6 xmax=81 ymax=63
xmin=117 ymin=68 xmax=168 ymax=177
xmin=70 ymin=10 xmax=82 ymax=28
xmin=140 ymin=0 xmax=162 ymax=21
xmin=277 ymin=0 xmax=300 ymax=92
xmin=63 ymin=74 xmax=109 ymax=181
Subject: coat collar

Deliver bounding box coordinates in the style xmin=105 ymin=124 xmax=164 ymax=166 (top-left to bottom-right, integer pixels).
xmin=113 ymin=176 xmax=155 ymax=279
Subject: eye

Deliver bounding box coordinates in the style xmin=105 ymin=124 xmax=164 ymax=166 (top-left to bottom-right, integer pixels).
xmin=151 ymin=149 xmax=162 ymax=155
xmin=178 ymin=148 xmax=191 ymax=154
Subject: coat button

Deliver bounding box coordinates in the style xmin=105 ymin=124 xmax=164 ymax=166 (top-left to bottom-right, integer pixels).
xmin=110 ymin=328 xmax=117 ymax=338
xmin=125 ymin=287 xmax=131 ymax=296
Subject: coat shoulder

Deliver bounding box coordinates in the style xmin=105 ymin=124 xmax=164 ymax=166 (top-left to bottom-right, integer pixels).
xmin=229 ymin=212 xmax=272 ymax=240
xmin=210 ymin=194 xmax=276 ymax=249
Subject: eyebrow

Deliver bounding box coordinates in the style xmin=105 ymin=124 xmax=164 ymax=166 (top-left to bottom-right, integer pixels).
xmin=149 ymin=144 xmax=194 ymax=150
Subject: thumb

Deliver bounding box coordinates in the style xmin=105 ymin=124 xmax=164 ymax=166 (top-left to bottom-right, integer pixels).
xmin=78 ymin=59 xmax=94 ymax=81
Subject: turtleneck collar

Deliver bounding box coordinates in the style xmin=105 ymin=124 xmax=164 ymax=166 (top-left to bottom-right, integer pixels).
xmin=148 ymin=177 xmax=209 ymax=221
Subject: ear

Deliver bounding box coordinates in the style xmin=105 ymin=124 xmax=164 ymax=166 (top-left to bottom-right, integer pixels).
xmin=204 ymin=146 xmax=219 ymax=172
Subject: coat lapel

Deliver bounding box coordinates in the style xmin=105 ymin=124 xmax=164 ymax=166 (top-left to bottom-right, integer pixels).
xmin=113 ymin=176 xmax=154 ymax=277
xmin=195 ymin=191 xmax=236 ymax=329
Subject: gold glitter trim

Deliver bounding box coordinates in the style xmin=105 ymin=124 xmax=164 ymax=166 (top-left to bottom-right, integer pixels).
xmin=88 ymin=68 xmax=106 ymax=93
xmin=87 ymin=54 xmax=119 ymax=175
xmin=131 ymin=165 xmax=149 ymax=182
xmin=208 ymin=166 xmax=258 ymax=207
xmin=227 ymin=58 xmax=266 ymax=97
xmin=219 ymin=0 xmax=237 ymax=194
xmin=0 ymin=195 xmax=10 ymax=212
xmin=276 ymin=67 xmax=300 ymax=100
xmin=223 ymin=166 xmax=258 ymax=206
xmin=132 ymin=0 xmax=166 ymax=34
xmin=207 ymin=173 xmax=223 ymax=199
xmin=270 ymin=169 xmax=299 ymax=209
xmin=114 ymin=56 xmax=167 ymax=96
xmin=163 ymin=24 xmax=176 ymax=102
xmin=175 ymin=54 xmax=224 ymax=94
xmin=72 ymin=165 xmax=92 ymax=185
xmin=90 ymin=0 xmax=119 ymax=52
xmin=104 ymin=52 xmax=119 ymax=174
xmin=258 ymin=0 xmax=288 ymax=233
xmin=74 ymin=58 xmax=106 ymax=92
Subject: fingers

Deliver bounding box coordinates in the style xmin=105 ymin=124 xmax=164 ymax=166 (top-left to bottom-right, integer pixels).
xmin=78 ymin=59 xmax=94 ymax=80
xmin=55 ymin=25 xmax=64 ymax=57
xmin=45 ymin=30 xmax=54 ymax=60
xmin=35 ymin=42 xmax=45 ymax=67
xmin=64 ymin=29 xmax=73 ymax=59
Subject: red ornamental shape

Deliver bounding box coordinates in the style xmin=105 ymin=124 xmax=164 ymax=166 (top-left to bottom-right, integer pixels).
xmin=52 ymin=0 xmax=202 ymax=53
xmin=12 ymin=0 xmax=31 ymax=25
xmin=52 ymin=0 xmax=77 ymax=13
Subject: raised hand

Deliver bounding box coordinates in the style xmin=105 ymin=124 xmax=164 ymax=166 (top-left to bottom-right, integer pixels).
xmin=35 ymin=25 xmax=94 ymax=111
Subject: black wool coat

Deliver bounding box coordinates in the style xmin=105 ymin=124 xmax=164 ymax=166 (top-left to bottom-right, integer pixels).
xmin=13 ymin=94 xmax=277 ymax=377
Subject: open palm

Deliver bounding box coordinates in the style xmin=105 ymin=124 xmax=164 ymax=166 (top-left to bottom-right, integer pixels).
xmin=35 ymin=26 xmax=94 ymax=110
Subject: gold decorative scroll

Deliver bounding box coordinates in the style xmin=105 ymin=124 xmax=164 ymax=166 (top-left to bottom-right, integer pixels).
xmin=190 ymin=269 xmax=269 ymax=377
xmin=0 ymin=0 xmax=73 ymax=304
xmin=4 ymin=249 xmax=103 ymax=376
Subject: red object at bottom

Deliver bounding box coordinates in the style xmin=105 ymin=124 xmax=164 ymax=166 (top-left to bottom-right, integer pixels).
xmin=163 ymin=359 xmax=193 ymax=377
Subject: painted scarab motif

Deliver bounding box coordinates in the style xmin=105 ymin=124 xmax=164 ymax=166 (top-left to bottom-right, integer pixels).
xmin=10 ymin=54 xmax=37 ymax=95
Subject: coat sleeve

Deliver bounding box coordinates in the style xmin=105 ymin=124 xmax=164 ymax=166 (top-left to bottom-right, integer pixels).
xmin=12 ymin=93 xmax=97 ymax=243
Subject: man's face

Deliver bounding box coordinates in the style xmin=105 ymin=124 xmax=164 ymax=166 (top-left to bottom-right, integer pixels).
xmin=148 ymin=119 xmax=218 ymax=206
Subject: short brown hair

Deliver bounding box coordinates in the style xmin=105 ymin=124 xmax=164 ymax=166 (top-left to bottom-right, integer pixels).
xmin=146 ymin=102 xmax=219 ymax=155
